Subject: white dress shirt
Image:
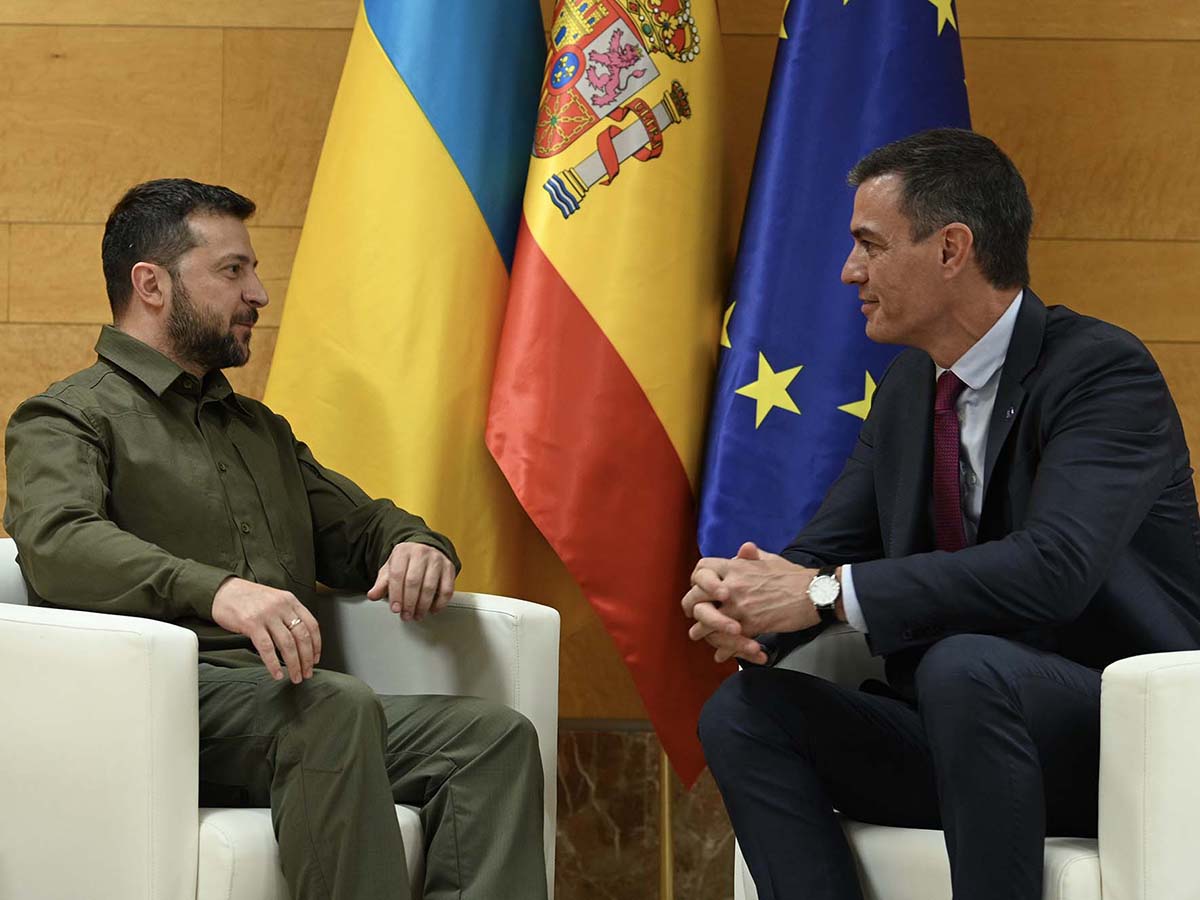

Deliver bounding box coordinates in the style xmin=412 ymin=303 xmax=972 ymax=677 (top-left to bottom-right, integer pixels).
xmin=840 ymin=291 xmax=1024 ymax=633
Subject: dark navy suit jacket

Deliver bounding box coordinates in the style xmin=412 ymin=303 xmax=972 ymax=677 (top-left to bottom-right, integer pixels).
xmin=779 ymin=290 xmax=1200 ymax=694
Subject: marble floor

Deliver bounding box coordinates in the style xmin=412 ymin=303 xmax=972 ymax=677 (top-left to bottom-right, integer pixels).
xmin=555 ymin=723 xmax=735 ymax=900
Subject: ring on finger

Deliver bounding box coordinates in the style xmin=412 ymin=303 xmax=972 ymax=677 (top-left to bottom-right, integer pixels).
xmin=287 ymin=616 xmax=302 ymax=630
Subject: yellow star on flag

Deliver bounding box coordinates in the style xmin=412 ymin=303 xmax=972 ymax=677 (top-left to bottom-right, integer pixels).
xmin=736 ymin=352 xmax=803 ymax=428
xmin=837 ymin=371 xmax=877 ymax=421
xmin=928 ymin=0 xmax=958 ymax=35
xmin=720 ymin=300 xmax=736 ymax=348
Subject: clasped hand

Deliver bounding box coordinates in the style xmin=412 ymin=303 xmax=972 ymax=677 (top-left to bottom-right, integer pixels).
xmin=682 ymin=541 xmax=819 ymax=665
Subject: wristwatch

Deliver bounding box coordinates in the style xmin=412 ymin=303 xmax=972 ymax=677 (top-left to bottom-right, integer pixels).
xmin=807 ymin=566 xmax=841 ymax=625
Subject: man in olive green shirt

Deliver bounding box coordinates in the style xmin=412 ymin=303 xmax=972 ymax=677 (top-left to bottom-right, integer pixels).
xmin=4 ymin=179 xmax=547 ymax=900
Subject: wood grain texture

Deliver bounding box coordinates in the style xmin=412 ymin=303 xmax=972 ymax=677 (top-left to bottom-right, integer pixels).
xmin=0 ymin=26 xmax=223 ymax=223
xmin=962 ymin=0 xmax=1200 ymax=40
xmin=964 ymin=38 xmax=1200 ymax=241
xmin=716 ymin=0 xmax=785 ymax=36
xmin=1029 ymin=240 xmax=1200 ymax=343
xmin=722 ymin=35 xmax=779 ymax=261
xmin=8 ymin=225 xmax=107 ymax=324
xmin=221 ymin=29 xmax=351 ymax=227
xmin=0 ymin=226 xmax=9 ymax=321
xmin=0 ymin=0 xmax=357 ymax=29
xmin=703 ymin=0 xmax=1200 ymax=39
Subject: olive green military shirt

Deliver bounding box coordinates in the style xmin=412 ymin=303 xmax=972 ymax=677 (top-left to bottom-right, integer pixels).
xmin=4 ymin=325 xmax=459 ymax=652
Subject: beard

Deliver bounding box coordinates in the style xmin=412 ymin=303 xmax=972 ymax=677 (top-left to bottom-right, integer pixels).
xmin=166 ymin=274 xmax=257 ymax=372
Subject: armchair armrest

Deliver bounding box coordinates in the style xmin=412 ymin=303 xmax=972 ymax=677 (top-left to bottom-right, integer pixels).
xmin=310 ymin=591 xmax=561 ymax=888
xmin=0 ymin=603 xmax=200 ymax=900
xmin=1099 ymin=650 xmax=1200 ymax=900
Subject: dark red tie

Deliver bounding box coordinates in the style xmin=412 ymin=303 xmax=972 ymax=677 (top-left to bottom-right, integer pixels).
xmin=933 ymin=371 xmax=968 ymax=552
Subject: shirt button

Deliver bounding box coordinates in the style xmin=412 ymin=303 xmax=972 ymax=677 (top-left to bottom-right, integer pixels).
xmin=240 ymin=522 xmax=251 ymax=534
xmin=968 ymin=473 xmax=978 ymax=486
xmin=217 ymin=462 xmax=228 ymax=473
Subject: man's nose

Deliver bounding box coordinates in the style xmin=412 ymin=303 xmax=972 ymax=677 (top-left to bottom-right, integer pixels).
xmin=244 ymin=272 xmax=269 ymax=307
xmin=840 ymin=246 xmax=864 ymax=285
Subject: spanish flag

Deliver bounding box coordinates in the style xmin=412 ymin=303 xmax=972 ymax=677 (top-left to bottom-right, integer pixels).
xmin=265 ymin=3 xmax=573 ymax=609
xmin=487 ymin=0 xmax=732 ymax=786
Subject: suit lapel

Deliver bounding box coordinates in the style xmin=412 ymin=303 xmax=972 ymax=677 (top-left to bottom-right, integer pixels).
xmin=982 ymin=290 xmax=1047 ymax=492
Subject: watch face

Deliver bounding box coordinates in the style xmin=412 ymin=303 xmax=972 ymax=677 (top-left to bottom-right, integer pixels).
xmin=809 ymin=575 xmax=839 ymax=608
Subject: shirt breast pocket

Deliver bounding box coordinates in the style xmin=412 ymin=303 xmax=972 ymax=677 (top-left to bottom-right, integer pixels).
xmin=226 ymin=420 xmax=315 ymax=584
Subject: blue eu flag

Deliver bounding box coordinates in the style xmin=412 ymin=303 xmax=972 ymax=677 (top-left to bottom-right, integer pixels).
xmin=698 ymin=0 xmax=971 ymax=556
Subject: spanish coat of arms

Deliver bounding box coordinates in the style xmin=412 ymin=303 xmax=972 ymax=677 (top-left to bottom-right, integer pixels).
xmin=536 ymin=0 xmax=701 ymax=219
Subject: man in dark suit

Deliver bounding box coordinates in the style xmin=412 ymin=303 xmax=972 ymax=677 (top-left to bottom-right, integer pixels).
xmin=686 ymin=129 xmax=1200 ymax=900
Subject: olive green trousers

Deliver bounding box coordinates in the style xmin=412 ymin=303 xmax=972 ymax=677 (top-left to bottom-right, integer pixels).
xmin=197 ymin=650 xmax=547 ymax=900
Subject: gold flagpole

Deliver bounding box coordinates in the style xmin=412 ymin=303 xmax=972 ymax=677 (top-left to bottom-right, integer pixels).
xmin=660 ymin=746 xmax=674 ymax=899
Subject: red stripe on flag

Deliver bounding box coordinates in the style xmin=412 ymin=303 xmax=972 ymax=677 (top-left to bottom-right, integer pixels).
xmin=487 ymin=219 xmax=735 ymax=786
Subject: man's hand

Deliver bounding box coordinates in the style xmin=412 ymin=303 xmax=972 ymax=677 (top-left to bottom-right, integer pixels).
xmin=366 ymin=542 xmax=457 ymax=622
xmin=211 ymin=577 xmax=321 ymax=683
xmin=683 ymin=585 xmax=770 ymax=665
xmin=682 ymin=542 xmax=820 ymax=661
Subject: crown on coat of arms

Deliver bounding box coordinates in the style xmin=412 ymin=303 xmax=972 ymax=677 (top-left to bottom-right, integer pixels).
xmin=621 ymin=0 xmax=700 ymax=62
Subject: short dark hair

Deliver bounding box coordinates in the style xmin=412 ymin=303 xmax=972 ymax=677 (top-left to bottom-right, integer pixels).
xmin=848 ymin=129 xmax=1032 ymax=289
xmin=101 ymin=178 xmax=256 ymax=316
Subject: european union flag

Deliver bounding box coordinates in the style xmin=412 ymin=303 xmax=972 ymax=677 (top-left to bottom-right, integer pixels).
xmin=698 ymin=0 xmax=971 ymax=556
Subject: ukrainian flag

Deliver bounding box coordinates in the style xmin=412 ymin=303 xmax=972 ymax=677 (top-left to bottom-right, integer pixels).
xmin=265 ymin=0 xmax=577 ymax=702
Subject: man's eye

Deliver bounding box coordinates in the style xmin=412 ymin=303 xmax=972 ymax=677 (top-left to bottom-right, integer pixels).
xmin=227 ymin=264 xmax=241 ymax=275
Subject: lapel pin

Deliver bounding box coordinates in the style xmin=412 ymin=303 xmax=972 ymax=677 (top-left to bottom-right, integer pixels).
xmin=1005 ymin=406 xmax=1015 ymax=419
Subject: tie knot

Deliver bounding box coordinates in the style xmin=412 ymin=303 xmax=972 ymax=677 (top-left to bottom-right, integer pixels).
xmin=935 ymin=371 xmax=966 ymax=411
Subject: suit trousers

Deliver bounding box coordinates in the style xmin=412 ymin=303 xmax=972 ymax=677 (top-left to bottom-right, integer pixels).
xmin=197 ymin=649 xmax=547 ymax=900
xmin=699 ymin=634 xmax=1101 ymax=900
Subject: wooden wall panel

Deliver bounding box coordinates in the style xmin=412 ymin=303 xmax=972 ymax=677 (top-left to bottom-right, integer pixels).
xmin=0 ymin=226 xmax=8 ymax=321
xmin=721 ymin=35 xmax=778 ymax=262
xmin=716 ymin=0 xmax=785 ymax=36
xmin=9 ymin=225 xmax=106 ymax=323
xmin=0 ymin=26 xmax=223 ymax=223
xmin=222 ymin=29 xmax=351 ymax=227
xmin=0 ymin=0 xmax=357 ymax=29
xmin=1029 ymin=240 xmax=1200 ymax=343
xmin=964 ymin=39 xmax=1200 ymax=241
xmin=708 ymin=0 xmax=1200 ymax=39
xmin=962 ymin=0 xmax=1200 ymax=40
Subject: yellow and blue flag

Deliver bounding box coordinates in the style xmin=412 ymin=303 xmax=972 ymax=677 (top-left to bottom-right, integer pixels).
xmin=698 ymin=0 xmax=971 ymax=556
xmin=266 ymin=3 xmax=577 ymax=623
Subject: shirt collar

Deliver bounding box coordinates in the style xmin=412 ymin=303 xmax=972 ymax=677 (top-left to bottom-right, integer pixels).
xmin=936 ymin=290 xmax=1024 ymax=390
xmin=95 ymin=325 xmax=251 ymax=415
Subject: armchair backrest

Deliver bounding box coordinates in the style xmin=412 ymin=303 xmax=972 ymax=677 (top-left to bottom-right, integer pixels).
xmin=0 ymin=538 xmax=29 ymax=606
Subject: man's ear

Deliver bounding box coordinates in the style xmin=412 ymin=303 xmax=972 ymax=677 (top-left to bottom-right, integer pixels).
xmin=129 ymin=262 xmax=168 ymax=311
xmin=939 ymin=222 xmax=975 ymax=278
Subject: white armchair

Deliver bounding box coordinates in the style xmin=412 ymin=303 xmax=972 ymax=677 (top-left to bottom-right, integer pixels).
xmin=733 ymin=625 xmax=1200 ymax=900
xmin=0 ymin=537 xmax=559 ymax=900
